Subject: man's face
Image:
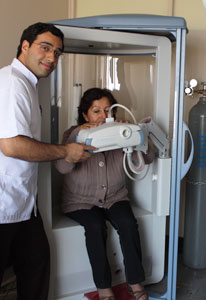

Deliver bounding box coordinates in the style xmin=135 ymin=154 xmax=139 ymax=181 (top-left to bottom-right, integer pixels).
xmin=19 ymin=31 xmax=63 ymax=79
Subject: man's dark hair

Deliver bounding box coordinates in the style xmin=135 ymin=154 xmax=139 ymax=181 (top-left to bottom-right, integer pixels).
xmin=16 ymin=22 xmax=64 ymax=58
xmin=78 ymin=88 xmax=118 ymax=125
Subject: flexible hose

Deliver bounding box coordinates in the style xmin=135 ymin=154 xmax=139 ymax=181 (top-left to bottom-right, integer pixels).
xmin=108 ymin=104 xmax=137 ymax=124
xmin=123 ymin=151 xmax=150 ymax=182
xmin=107 ymin=103 xmax=150 ymax=181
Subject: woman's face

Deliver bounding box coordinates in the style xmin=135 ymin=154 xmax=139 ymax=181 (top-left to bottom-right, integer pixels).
xmin=82 ymin=96 xmax=111 ymax=124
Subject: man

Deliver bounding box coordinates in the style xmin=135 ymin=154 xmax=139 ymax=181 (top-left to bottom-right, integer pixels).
xmin=0 ymin=22 xmax=94 ymax=300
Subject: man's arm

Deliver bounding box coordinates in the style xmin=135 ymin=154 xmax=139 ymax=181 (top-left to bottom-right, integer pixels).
xmin=0 ymin=135 xmax=94 ymax=163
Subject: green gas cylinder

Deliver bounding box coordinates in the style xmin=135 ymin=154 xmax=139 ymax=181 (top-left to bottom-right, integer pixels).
xmin=183 ymin=83 xmax=206 ymax=268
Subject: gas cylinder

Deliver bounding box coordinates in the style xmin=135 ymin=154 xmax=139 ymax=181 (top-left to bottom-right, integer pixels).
xmin=183 ymin=82 xmax=206 ymax=268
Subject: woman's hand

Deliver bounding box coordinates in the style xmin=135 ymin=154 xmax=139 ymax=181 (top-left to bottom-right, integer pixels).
xmin=142 ymin=139 xmax=155 ymax=164
xmin=115 ymin=119 xmax=130 ymax=123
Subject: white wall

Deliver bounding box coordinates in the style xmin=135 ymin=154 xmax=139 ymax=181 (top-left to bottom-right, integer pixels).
xmin=75 ymin=0 xmax=206 ymax=30
xmin=0 ymin=0 xmax=69 ymax=67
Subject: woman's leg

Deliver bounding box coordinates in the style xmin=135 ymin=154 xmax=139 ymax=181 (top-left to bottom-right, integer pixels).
xmin=67 ymin=207 xmax=113 ymax=290
xmin=106 ymin=201 xmax=145 ymax=284
xmin=106 ymin=201 xmax=148 ymax=299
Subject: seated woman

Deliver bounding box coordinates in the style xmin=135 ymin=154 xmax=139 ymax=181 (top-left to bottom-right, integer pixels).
xmin=55 ymin=88 xmax=154 ymax=300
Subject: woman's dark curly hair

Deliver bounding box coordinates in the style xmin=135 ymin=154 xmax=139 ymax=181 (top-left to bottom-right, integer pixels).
xmin=78 ymin=88 xmax=118 ymax=125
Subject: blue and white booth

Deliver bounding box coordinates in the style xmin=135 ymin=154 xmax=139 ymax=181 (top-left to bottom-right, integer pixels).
xmin=38 ymin=14 xmax=192 ymax=300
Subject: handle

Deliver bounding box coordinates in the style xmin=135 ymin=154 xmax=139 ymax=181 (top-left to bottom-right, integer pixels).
xmin=50 ymin=70 xmax=56 ymax=106
xmin=57 ymin=56 xmax=63 ymax=107
xmin=181 ymin=121 xmax=194 ymax=179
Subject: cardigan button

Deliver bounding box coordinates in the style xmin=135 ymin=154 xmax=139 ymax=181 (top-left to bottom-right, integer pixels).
xmin=99 ymin=161 xmax=104 ymax=167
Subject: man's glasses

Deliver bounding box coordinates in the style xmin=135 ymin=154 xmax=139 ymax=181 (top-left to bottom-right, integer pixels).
xmin=33 ymin=42 xmax=63 ymax=58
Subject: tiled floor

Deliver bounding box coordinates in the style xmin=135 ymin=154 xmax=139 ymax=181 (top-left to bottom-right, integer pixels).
xmin=176 ymin=255 xmax=206 ymax=300
xmin=1 ymin=254 xmax=206 ymax=299
xmin=146 ymin=254 xmax=206 ymax=300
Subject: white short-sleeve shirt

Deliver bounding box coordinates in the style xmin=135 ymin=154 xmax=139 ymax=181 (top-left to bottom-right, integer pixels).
xmin=0 ymin=58 xmax=41 ymax=223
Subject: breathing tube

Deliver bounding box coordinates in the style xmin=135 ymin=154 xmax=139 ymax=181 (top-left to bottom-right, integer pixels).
xmin=106 ymin=104 xmax=149 ymax=182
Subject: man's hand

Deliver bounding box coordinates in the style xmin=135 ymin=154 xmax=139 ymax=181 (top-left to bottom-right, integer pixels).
xmin=64 ymin=143 xmax=96 ymax=163
xmin=0 ymin=136 xmax=95 ymax=163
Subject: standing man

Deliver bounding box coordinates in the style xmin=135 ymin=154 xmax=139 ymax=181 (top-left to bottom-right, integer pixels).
xmin=0 ymin=22 xmax=94 ymax=300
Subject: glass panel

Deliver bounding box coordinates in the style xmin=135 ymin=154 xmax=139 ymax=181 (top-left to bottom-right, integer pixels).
xmin=57 ymin=53 xmax=155 ymax=143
